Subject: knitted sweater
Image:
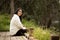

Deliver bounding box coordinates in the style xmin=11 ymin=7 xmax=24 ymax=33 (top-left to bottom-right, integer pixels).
xmin=10 ymin=14 xmax=26 ymax=35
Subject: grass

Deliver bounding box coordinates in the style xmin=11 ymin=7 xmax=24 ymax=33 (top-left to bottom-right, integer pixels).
xmin=22 ymin=19 xmax=51 ymax=40
xmin=0 ymin=14 xmax=59 ymax=40
xmin=33 ymin=28 xmax=50 ymax=40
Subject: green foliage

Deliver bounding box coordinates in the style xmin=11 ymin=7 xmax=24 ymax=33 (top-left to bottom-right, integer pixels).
xmin=22 ymin=19 xmax=37 ymax=28
xmin=33 ymin=28 xmax=50 ymax=40
xmin=22 ymin=19 xmax=51 ymax=40
xmin=0 ymin=14 xmax=10 ymax=31
xmin=0 ymin=0 xmax=59 ymax=27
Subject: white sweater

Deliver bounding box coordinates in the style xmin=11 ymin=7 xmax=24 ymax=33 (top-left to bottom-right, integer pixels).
xmin=10 ymin=14 xmax=26 ymax=35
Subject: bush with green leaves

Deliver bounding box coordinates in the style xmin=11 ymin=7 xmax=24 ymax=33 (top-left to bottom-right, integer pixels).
xmin=0 ymin=14 xmax=10 ymax=31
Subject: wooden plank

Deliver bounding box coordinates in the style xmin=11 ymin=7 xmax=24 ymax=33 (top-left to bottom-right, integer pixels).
xmin=11 ymin=36 xmax=28 ymax=40
xmin=0 ymin=32 xmax=28 ymax=40
xmin=51 ymin=36 xmax=59 ymax=40
xmin=0 ymin=36 xmax=4 ymax=40
xmin=51 ymin=34 xmax=59 ymax=40
xmin=3 ymin=36 xmax=10 ymax=40
xmin=0 ymin=32 xmax=38 ymax=40
xmin=0 ymin=32 xmax=6 ymax=37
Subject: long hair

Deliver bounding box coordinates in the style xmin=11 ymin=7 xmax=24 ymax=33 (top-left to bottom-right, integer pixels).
xmin=14 ymin=8 xmax=22 ymax=22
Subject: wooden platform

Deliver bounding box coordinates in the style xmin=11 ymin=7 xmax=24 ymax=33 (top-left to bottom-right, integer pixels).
xmin=0 ymin=32 xmax=28 ymax=40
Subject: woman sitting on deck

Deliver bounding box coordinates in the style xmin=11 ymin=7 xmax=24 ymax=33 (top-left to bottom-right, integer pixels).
xmin=10 ymin=7 xmax=27 ymax=36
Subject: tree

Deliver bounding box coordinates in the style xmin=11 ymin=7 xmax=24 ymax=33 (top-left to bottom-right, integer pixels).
xmin=10 ymin=0 xmax=14 ymax=18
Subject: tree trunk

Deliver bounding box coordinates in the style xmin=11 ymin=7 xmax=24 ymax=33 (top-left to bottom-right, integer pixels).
xmin=10 ymin=0 xmax=14 ymax=19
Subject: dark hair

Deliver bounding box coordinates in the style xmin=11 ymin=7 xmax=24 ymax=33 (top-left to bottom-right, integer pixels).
xmin=14 ymin=8 xmax=22 ymax=22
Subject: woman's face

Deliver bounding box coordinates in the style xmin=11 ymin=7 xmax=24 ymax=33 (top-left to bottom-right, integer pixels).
xmin=17 ymin=9 xmax=22 ymax=16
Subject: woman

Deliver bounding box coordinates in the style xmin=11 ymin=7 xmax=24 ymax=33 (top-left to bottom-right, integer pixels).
xmin=10 ymin=8 xmax=27 ymax=36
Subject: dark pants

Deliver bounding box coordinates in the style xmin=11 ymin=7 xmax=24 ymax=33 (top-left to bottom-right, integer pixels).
xmin=12 ymin=29 xmax=27 ymax=36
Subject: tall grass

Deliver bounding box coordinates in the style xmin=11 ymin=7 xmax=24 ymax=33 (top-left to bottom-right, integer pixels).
xmin=22 ymin=19 xmax=51 ymax=40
